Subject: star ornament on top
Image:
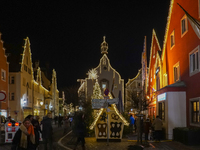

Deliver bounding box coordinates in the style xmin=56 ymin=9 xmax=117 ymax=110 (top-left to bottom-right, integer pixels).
xmin=87 ymin=69 xmax=99 ymax=80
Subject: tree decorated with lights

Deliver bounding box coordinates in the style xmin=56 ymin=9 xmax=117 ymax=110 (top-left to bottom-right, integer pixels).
xmin=91 ymin=79 xmax=104 ymax=99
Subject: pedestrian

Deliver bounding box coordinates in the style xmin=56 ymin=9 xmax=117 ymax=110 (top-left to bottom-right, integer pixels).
xmin=11 ymin=118 xmax=35 ymax=150
xmin=54 ymin=116 xmax=58 ymax=125
xmin=143 ymin=118 xmax=151 ymax=144
xmin=58 ymin=115 xmax=62 ymax=127
xmin=63 ymin=116 xmax=70 ymax=135
xmin=129 ymin=114 xmax=135 ymax=134
xmin=32 ymin=116 xmax=42 ymax=149
xmin=73 ymin=113 xmax=86 ymax=150
xmin=152 ymin=115 xmax=163 ymax=141
xmin=41 ymin=112 xmax=53 ymax=150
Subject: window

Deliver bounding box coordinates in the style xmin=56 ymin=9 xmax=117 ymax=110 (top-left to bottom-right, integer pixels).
xmin=11 ymin=76 xmax=14 ymax=84
xmin=173 ymin=62 xmax=180 ymax=82
xmin=1 ymin=69 xmax=6 ymax=81
xmin=181 ymin=15 xmax=188 ymax=37
xmin=189 ymin=46 xmax=200 ymax=76
xmin=153 ymin=45 xmax=155 ymax=58
xmin=11 ymin=93 xmax=14 ymax=101
xmin=24 ymin=64 xmax=27 ymax=71
xmin=159 ymin=102 xmax=165 ymax=120
xmin=28 ymin=68 xmax=31 ymax=74
xmin=170 ymin=30 xmax=175 ymax=48
xmin=190 ymin=98 xmax=200 ymax=125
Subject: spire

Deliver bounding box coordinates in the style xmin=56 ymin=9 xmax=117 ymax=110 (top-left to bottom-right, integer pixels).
xmin=101 ymin=36 xmax=108 ymax=54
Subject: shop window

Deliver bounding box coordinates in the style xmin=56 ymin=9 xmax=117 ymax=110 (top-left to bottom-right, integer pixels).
xmin=159 ymin=102 xmax=165 ymax=120
xmin=173 ymin=62 xmax=180 ymax=83
xmin=181 ymin=14 xmax=188 ymax=37
xmin=189 ymin=46 xmax=200 ymax=76
xmin=170 ymin=30 xmax=175 ymax=49
xmin=1 ymin=69 xmax=6 ymax=81
xmin=190 ymin=98 xmax=200 ymax=125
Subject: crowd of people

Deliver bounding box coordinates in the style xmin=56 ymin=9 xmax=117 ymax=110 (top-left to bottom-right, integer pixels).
xmin=8 ymin=113 xmax=74 ymax=150
xmin=129 ymin=114 xmax=163 ymax=144
xmin=9 ymin=112 xmax=86 ymax=150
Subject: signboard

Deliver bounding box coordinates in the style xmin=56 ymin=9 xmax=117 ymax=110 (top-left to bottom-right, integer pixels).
xmin=92 ymin=99 xmax=106 ymax=109
xmin=92 ymin=98 xmax=119 ymax=109
xmin=0 ymin=91 xmax=6 ymax=101
xmin=158 ymin=93 xmax=166 ymax=102
xmin=107 ymin=98 xmax=119 ymax=105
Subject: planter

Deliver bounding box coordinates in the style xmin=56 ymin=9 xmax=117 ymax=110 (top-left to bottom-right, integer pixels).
xmin=173 ymin=127 xmax=200 ymax=145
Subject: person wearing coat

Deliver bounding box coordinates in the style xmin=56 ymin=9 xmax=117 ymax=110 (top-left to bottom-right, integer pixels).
xmin=152 ymin=115 xmax=163 ymax=141
xmin=143 ymin=118 xmax=151 ymax=143
xmin=73 ymin=113 xmax=86 ymax=150
xmin=41 ymin=112 xmax=53 ymax=150
xmin=11 ymin=118 xmax=35 ymax=150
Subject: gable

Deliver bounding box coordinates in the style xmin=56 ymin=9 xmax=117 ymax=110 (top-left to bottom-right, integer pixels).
xmin=20 ymin=37 xmax=34 ymax=79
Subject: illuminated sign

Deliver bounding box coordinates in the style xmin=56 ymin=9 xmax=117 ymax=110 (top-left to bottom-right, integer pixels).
xmin=158 ymin=93 xmax=166 ymax=102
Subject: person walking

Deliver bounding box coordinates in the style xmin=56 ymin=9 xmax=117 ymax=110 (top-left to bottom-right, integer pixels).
xmin=63 ymin=116 xmax=70 ymax=135
xmin=129 ymin=114 xmax=135 ymax=134
xmin=11 ymin=118 xmax=35 ymax=150
xmin=58 ymin=115 xmax=62 ymax=127
xmin=143 ymin=118 xmax=151 ymax=144
xmin=152 ymin=115 xmax=163 ymax=141
xmin=32 ymin=116 xmax=42 ymax=150
xmin=73 ymin=113 xmax=86 ymax=150
xmin=41 ymin=112 xmax=53 ymax=150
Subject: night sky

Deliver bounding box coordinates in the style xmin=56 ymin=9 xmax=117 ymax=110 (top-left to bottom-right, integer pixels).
xmin=0 ymin=1 xmax=170 ymax=89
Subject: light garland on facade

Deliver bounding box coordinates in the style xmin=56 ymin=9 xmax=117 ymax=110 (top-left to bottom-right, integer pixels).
xmin=162 ymin=0 xmax=174 ymax=61
xmin=89 ymin=108 xmax=104 ymax=130
xmin=112 ymin=104 xmax=129 ymax=126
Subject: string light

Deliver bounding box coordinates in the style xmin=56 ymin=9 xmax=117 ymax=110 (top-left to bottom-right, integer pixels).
xmin=89 ymin=108 xmax=104 ymax=130
xmin=162 ymin=0 xmax=174 ymax=61
xmin=89 ymin=104 xmax=129 ymax=130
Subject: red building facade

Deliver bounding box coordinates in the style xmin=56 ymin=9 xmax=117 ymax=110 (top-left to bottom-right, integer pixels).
xmin=147 ymin=0 xmax=200 ymax=139
xmin=0 ymin=33 xmax=9 ymax=117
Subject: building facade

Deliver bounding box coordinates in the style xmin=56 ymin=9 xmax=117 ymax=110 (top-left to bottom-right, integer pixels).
xmin=125 ymin=69 xmax=142 ymax=113
xmin=9 ymin=37 xmax=59 ymax=121
xmin=146 ymin=0 xmax=200 ymax=139
xmin=78 ymin=36 xmax=124 ymax=106
xmin=0 ymin=33 xmax=9 ymax=118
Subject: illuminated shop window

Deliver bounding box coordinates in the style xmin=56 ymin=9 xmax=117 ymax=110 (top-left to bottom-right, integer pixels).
xmin=1 ymin=69 xmax=6 ymax=81
xmin=181 ymin=15 xmax=188 ymax=37
xmin=189 ymin=46 xmax=200 ymax=76
xmin=190 ymin=98 xmax=200 ymax=125
xmin=173 ymin=62 xmax=180 ymax=83
xmin=170 ymin=30 xmax=175 ymax=49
